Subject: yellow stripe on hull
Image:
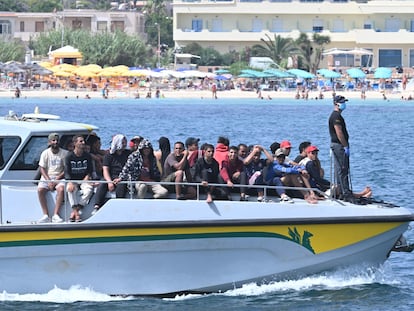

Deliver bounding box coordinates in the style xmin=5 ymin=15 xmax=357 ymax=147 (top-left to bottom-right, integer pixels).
xmin=0 ymin=221 xmax=404 ymax=254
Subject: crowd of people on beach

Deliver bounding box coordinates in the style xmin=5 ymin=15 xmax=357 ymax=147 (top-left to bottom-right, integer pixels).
xmin=37 ymin=114 xmax=372 ymax=223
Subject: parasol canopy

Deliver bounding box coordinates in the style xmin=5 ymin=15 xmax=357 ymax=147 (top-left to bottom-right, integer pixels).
xmin=346 ymin=68 xmax=366 ymax=79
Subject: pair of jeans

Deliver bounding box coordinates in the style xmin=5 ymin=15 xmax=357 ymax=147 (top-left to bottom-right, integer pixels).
xmin=331 ymin=143 xmax=351 ymax=196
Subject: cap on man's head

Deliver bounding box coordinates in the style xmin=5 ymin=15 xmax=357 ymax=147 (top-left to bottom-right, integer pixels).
xmin=280 ymin=140 xmax=292 ymax=149
xmin=334 ymin=95 xmax=348 ymax=104
xmin=48 ymin=133 xmax=59 ymax=141
xmin=185 ymin=137 xmax=200 ymax=147
xmin=306 ymin=145 xmax=319 ymax=153
xmin=269 ymin=142 xmax=280 ymax=154
xmin=275 ymin=148 xmax=285 ymax=157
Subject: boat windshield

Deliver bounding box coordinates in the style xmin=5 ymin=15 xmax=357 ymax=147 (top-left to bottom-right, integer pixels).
xmin=10 ymin=136 xmax=48 ymax=171
xmin=0 ymin=137 xmax=21 ymax=170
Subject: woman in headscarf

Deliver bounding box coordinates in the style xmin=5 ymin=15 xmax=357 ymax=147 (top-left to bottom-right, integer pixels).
xmin=93 ymin=134 xmax=130 ymax=214
xmin=135 ymin=138 xmax=168 ymax=199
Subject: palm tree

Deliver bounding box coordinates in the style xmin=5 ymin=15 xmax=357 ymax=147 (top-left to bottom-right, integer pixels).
xmin=295 ymin=32 xmax=330 ymax=73
xmin=252 ymin=33 xmax=298 ymax=68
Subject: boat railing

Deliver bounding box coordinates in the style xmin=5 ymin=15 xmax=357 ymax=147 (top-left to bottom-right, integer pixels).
xmin=0 ymin=177 xmax=338 ymax=203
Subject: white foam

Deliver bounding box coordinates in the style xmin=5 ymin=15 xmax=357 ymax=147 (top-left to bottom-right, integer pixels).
xmin=0 ymin=285 xmax=132 ymax=303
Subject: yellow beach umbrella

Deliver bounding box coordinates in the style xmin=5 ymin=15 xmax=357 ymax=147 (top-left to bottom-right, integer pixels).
xmin=53 ymin=70 xmax=72 ymax=77
xmin=51 ymin=63 xmax=77 ymax=73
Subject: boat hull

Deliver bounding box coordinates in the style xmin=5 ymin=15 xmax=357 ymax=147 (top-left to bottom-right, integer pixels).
xmin=0 ymin=215 xmax=409 ymax=295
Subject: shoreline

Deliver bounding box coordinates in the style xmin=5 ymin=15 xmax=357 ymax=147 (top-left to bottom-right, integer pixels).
xmin=1 ymin=87 xmax=413 ymax=100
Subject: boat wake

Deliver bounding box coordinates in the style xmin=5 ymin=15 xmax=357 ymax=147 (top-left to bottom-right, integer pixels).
xmin=169 ymin=264 xmax=399 ymax=301
xmin=0 ymin=285 xmax=133 ymax=303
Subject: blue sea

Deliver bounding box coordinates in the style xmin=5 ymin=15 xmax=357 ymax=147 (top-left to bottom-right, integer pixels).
xmin=1 ymin=94 xmax=413 ymax=310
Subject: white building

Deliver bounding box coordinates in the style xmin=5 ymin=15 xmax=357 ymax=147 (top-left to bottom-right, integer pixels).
xmin=173 ymin=0 xmax=414 ymax=68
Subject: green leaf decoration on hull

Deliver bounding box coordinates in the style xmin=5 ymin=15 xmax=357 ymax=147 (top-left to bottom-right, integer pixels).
xmin=288 ymin=227 xmax=315 ymax=253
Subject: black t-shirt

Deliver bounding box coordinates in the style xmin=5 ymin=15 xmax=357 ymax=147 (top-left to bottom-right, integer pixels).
xmin=103 ymin=150 xmax=130 ymax=179
xmin=65 ymin=151 xmax=93 ymax=180
xmin=329 ymin=110 xmax=349 ymax=144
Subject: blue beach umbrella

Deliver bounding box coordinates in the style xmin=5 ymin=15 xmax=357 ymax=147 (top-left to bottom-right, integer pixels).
xmin=374 ymin=67 xmax=393 ymax=79
xmin=346 ymin=68 xmax=366 ymax=79
xmin=287 ymin=68 xmax=315 ymax=79
xmin=317 ymin=69 xmax=341 ymax=79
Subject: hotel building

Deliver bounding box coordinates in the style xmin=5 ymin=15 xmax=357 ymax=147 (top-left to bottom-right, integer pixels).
xmin=173 ymin=0 xmax=414 ymax=68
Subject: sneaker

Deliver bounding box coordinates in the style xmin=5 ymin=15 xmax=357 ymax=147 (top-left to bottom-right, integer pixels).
xmin=52 ymin=214 xmax=63 ymax=223
xmin=92 ymin=207 xmax=100 ymax=215
xmin=257 ymin=196 xmax=264 ymax=202
xmin=280 ymin=195 xmax=294 ymax=203
xmin=38 ymin=214 xmax=49 ymax=223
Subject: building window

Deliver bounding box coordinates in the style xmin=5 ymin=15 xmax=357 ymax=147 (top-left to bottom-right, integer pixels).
xmin=252 ymin=18 xmax=263 ymax=32
xmin=72 ymin=20 xmax=82 ymax=29
xmin=409 ymin=49 xmax=414 ymax=67
xmin=97 ymin=21 xmax=107 ymax=32
xmin=192 ymin=19 xmax=202 ymax=32
xmin=312 ymin=19 xmax=323 ymax=33
xmin=35 ymin=21 xmax=45 ymax=32
xmin=385 ymin=18 xmax=400 ymax=32
xmin=0 ymin=20 xmax=12 ymax=34
xmin=212 ymin=18 xmax=222 ymax=32
xmin=272 ymin=18 xmax=283 ymax=32
xmin=111 ymin=21 xmax=124 ymax=32
xmin=332 ymin=19 xmax=344 ymax=32
xmin=379 ymin=49 xmax=402 ymax=67
xmin=20 ymin=21 xmax=24 ymax=32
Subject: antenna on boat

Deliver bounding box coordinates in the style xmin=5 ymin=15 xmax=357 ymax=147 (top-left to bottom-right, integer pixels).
xmin=34 ymin=106 xmax=40 ymax=114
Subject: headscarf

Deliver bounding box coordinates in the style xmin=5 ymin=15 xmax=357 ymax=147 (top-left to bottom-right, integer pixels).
xmin=110 ymin=134 xmax=126 ymax=154
xmin=138 ymin=138 xmax=153 ymax=150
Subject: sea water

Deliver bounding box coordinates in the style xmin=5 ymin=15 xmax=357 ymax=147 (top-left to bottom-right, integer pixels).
xmin=0 ymin=95 xmax=413 ymax=310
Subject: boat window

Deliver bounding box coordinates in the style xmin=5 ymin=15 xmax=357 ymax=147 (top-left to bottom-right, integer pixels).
xmin=0 ymin=136 xmax=21 ymax=170
xmin=10 ymin=136 xmax=48 ymax=171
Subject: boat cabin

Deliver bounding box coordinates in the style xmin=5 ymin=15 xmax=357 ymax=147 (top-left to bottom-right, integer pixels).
xmin=0 ymin=109 xmax=97 ymax=223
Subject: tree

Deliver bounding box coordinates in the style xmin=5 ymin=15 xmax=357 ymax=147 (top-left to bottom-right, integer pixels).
xmin=251 ymin=34 xmax=298 ymax=68
xmin=295 ymin=32 xmax=330 ymax=73
xmin=31 ymin=29 xmax=147 ymax=67
xmin=0 ymin=39 xmax=26 ymax=62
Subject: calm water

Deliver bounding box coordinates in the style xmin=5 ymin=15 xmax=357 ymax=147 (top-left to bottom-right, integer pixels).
xmin=0 ymin=95 xmax=413 ymax=310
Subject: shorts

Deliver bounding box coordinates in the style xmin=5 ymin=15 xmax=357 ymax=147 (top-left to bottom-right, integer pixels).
xmin=38 ymin=177 xmax=65 ymax=190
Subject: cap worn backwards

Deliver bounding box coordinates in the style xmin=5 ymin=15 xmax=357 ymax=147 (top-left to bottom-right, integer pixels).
xmin=185 ymin=137 xmax=200 ymax=147
xmin=48 ymin=133 xmax=59 ymax=141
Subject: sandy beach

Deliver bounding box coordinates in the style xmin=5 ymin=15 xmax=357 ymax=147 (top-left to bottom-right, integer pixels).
xmin=1 ymin=86 xmax=412 ymax=101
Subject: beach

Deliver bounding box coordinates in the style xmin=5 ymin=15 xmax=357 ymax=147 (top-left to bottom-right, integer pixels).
xmin=1 ymin=86 xmax=412 ymax=101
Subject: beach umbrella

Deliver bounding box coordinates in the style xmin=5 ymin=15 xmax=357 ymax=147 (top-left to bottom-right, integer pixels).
xmin=374 ymin=67 xmax=393 ymax=79
xmin=346 ymin=68 xmax=366 ymax=79
xmin=214 ymin=69 xmax=230 ymax=74
xmin=264 ymin=68 xmax=293 ymax=78
xmin=287 ymin=69 xmax=315 ymax=79
xmin=317 ymin=69 xmax=341 ymax=79
xmin=215 ymin=74 xmax=230 ymax=81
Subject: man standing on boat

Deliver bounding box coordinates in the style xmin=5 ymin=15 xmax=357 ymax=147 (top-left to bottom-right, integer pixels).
xmin=329 ymin=95 xmax=354 ymax=202
xmin=37 ymin=133 xmax=68 ymax=223
xmin=64 ymin=134 xmax=94 ymax=222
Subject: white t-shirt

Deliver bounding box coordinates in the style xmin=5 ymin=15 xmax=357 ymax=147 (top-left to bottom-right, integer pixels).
xmin=38 ymin=148 xmax=68 ymax=179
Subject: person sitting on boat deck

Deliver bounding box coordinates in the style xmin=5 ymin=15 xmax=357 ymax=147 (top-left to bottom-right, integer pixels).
xmin=64 ymin=134 xmax=94 ymax=222
xmin=93 ymin=134 xmax=130 ymax=214
xmin=214 ymin=136 xmax=230 ymax=169
xmin=219 ymin=145 xmax=248 ymax=201
xmin=85 ymin=134 xmax=105 ymax=180
xmin=269 ymin=141 xmax=280 ymax=155
xmin=154 ymin=136 xmax=171 ymax=176
xmin=193 ymin=143 xmax=220 ymax=203
xmin=266 ymin=148 xmax=317 ymax=203
xmin=280 ymin=140 xmax=297 ymax=165
xmin=294 ymin=141 xmax=311 ymax=164
xmin=129 ymin=135 xmax=143 ymax=152
xmin=243 ymin=145 xmax=273 ymax=202
xmin=134 ymin=138 xmax=168 ymax=199
xmin=162 ymin=141 xmax=196 ymax=200
xmin=299 ymin=145 xmax=330 ymax=195
xmin=185 ymin=137 xmax=202 ymax=179
xmin=37 ymin=133 xmax=68 ymax=223
xmin=237 ymin=143 xmax=249 ymax=164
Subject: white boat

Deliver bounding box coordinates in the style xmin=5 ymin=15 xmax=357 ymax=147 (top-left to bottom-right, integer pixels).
xmin=0 ymin=109 xmax=413 ymax=296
